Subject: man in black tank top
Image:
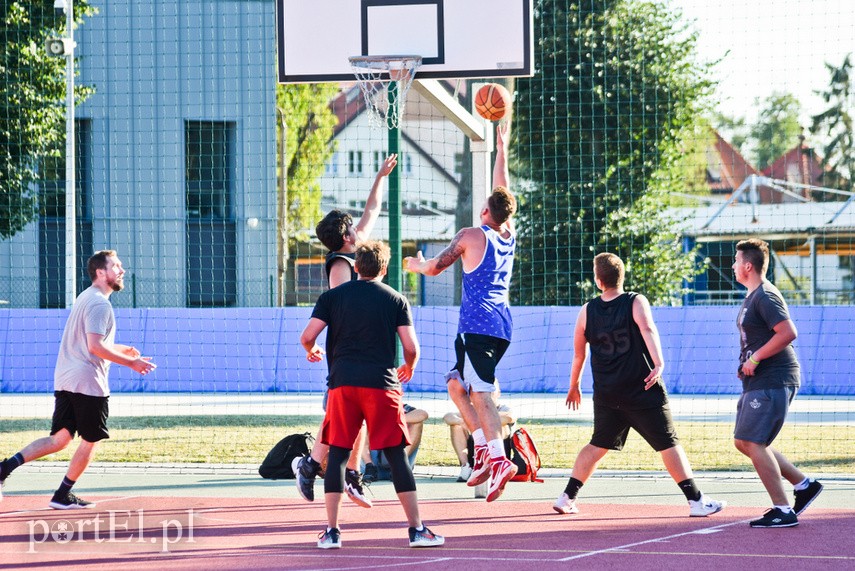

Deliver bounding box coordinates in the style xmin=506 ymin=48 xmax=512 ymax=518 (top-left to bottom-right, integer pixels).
xmin=292 ymin=155 xmax=398 ymax=509
xmin=552 ymin=253 xmax=726 ymax=518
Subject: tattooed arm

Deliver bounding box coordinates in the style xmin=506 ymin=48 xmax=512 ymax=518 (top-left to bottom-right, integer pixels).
xmin=405 ymin=229 xmax=469 ymax=276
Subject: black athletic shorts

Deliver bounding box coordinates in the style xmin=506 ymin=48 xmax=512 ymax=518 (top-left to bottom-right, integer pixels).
xmin=446 ymin=333 xmax=510 ymax=392
xmin=590 ymin=402 xmax=679 ymax=452
xmin=50 ymin=390 xmax=110 ymax=443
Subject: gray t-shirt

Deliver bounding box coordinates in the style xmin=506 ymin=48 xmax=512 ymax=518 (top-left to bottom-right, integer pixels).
xmin=736 ymin=281 xmax=800 ymax=392
xmin=54 ymin=286 xmax=116 ymax=397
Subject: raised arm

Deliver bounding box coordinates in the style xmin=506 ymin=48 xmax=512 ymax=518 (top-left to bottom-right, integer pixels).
xmin=492 ymin=121 xmax=510 ymax=190
xmin=566 ymin=304 xmax=589 ymax=410
xmin=354 ymin=153 xmax=397 ymax=241
xmin=631 ymin=294 xmax=665 ymax=389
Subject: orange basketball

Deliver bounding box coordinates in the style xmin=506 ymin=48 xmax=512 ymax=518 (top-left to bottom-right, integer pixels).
xmin=475 ymin=83 xmax=511 ymax=121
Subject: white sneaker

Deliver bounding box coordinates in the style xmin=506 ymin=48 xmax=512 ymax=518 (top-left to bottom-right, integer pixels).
xmin=689 ymin=494 xmax=726 ymax=517
xmin=553 ymin=493 xmax=579 ymax=514
xmin=466 ymin=446 xmax=490 ymax=487
xmin=485 ymin=458 xmax=517 ymax=502
xmin=456 ymin=464 xmax=473 ymax=483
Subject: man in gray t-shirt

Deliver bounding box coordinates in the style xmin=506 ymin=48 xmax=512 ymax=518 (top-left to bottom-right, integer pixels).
xmin=0 ymin=250 xmax=156 ymax=510
xmin=732 ymin=239 xmax=823 ymax=529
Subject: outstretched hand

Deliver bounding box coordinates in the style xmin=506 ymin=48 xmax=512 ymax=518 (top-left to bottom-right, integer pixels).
xmin=131 ymin=356 xmax=156 ymax=375
xmin=404 ymin=251 xmax=426 ymax=273
xmin=497 ymin=120 xmax=510 ymax=145
xmin=378 ymin=153 xmax=398 ymax=177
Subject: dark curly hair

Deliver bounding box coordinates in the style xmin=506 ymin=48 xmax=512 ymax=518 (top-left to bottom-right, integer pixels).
xmin=315 ymin=209 xmax=353 ymax=252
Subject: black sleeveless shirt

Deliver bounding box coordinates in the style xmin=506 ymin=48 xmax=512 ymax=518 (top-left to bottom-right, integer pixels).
xmin=324 ymin=252 xmax=358 ymax=285
xmin=585 ymin=292 xmax=667 ymax=409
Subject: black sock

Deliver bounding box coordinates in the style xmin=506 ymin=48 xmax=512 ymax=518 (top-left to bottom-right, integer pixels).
xmin=678 ymin=478 xmax=702 ymax=502
xmin=563 ymin=477 xmax=584 ymax=500
xmin=1 ymin=453 xmax=25 ymax=478
xmin=55 ymin=476 xmax=76 ymax=498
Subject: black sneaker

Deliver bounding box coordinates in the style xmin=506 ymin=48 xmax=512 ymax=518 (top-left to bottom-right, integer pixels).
xmin=49 ymin=492 xmax=95 ymax=510
xmin=749 ymin=507 xmax=798 ymax=528
xmin=344 ymin=469 xmax=372 ymax=508
xmin=317 ymin=527 xmax=341 ymax=549
xmin=363 ymin=462 xmax=379 ymax=484
xmin=409 ymin=524 xmax=445 ymax=547
xmin=793 ymin=479 xmax=823 ymax=515
xmin=294 ymin=456 xmax=318 ymax=502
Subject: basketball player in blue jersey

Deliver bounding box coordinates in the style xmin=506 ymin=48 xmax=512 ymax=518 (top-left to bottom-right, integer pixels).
xmin=405 ymin=122 xmax=518 ymax=502
xmin=292 ymin=154 xmax=398 ymax=509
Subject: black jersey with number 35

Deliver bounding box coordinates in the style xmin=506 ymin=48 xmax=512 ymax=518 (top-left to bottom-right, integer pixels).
xmin=585 ymin=292 xmax=667 ymax=410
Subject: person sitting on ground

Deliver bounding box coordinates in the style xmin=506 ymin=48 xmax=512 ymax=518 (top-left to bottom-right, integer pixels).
xmin=363 ymin=403 xmax=428 ymax=483
xmin=444 ymin=386 xmax=516 ymax=482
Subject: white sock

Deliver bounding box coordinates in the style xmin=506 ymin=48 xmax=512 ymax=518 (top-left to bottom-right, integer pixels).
xmin=472 ymin=429 xmax=487 ymax=447
xmin=774 ymin=505 xmax=793 ymax=513
xmin=487 ymin=438 xmax=505 ymax=460
xmin=793 ymin=477 xmax=811 ymax=491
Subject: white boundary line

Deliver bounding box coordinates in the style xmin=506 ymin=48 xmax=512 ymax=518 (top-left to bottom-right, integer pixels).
xmin=0 ymin=495 xmax=140 ymax=518
xmin=558 ymin=518 xmax=753 ymax=561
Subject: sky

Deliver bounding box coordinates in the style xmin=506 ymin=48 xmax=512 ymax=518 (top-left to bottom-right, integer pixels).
xmin=673 ymin=0 xmax=855 ymax=129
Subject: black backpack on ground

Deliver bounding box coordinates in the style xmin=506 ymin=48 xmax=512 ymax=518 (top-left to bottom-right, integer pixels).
xmin=258 ymin=432 xmax=313 ymax=480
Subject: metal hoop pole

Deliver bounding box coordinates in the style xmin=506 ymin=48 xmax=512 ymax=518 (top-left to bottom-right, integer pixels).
xmin=387 ymin=80 xmax=402 ymax=293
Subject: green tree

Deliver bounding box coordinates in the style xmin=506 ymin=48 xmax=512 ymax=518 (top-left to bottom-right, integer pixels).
xmin=810 ymin=54 xmax=853 ymax=191
xmin=276 ymin=83 xmax=340 ymax=240
xmin=713 ymin=111 xmax=749 ymax=154
xmin=751 ymin=92 xmax=802 ymax=170
xmin=1 ymin=1 xmax=94 ymax=240
xmin=512 ymin=0 xmax=711 ymax=305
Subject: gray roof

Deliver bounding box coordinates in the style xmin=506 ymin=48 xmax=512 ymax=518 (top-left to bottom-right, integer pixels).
xmin=671 ymin=200 xmax=855 ymax=240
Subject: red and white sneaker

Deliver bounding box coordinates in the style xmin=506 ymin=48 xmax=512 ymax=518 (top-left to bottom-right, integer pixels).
xmin=466 ymin=445 xmax=491 ymax=487
xmin=486 ymin=458 xmax=517 ymax=502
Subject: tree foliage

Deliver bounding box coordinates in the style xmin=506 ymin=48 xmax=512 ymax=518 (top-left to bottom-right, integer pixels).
xmin=512 ymin=0 xmax=711 ymax=305
xmin=752 ymin=92 xmax=802 ymax=170
xmin=0 ymin=1 xmax=94 ymax=240
xmin=276 ymin=83 xmax=340 ymax=242
xmin=810 ymin=54 xmax=853 ymax=191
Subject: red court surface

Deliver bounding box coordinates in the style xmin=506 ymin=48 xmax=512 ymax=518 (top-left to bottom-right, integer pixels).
xmin=1 ymin=495 xmax=853 ymax=570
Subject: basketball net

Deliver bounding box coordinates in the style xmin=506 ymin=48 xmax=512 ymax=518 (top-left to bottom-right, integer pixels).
xmin=349 ymin=55 xmax=422 ymax=130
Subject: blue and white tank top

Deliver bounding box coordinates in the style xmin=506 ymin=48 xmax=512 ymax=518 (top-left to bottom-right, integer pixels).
xmin=458 ymin=225 xmax=515 ymax=340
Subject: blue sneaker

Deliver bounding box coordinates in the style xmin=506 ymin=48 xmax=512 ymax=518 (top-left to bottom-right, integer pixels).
xmin=317 ymin=527 xmax=341 ymax=549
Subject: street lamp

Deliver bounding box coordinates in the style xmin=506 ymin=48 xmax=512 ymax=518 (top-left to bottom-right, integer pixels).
xmin=47 ymin=0 xmax=77 ymax=307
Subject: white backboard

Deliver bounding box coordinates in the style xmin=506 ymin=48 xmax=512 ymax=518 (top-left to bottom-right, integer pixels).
xmin=277 ymin=0 xmax=533 ymax=83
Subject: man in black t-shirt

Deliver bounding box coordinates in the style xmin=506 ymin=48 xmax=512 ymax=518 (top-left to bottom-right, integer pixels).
xmin=300 ymin=241 xmax=443 ymax=549
xmin=293 ymin=154 xmax=398 ymax=509
xmin=553 ymin=253 xmax=725 ymax=518
xmin=732 ymin=239 xmax=823 ymax=528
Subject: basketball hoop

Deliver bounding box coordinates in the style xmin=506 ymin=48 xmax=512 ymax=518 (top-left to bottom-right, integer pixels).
xmin=349 ymin=55 xmax=422 ymax=129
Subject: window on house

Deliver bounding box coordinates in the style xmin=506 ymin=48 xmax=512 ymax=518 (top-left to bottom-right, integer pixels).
xmin=348 ymin=150 xmax=363 ymax=174
xmin=325 ymin=152 xmax=339 ymax=175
